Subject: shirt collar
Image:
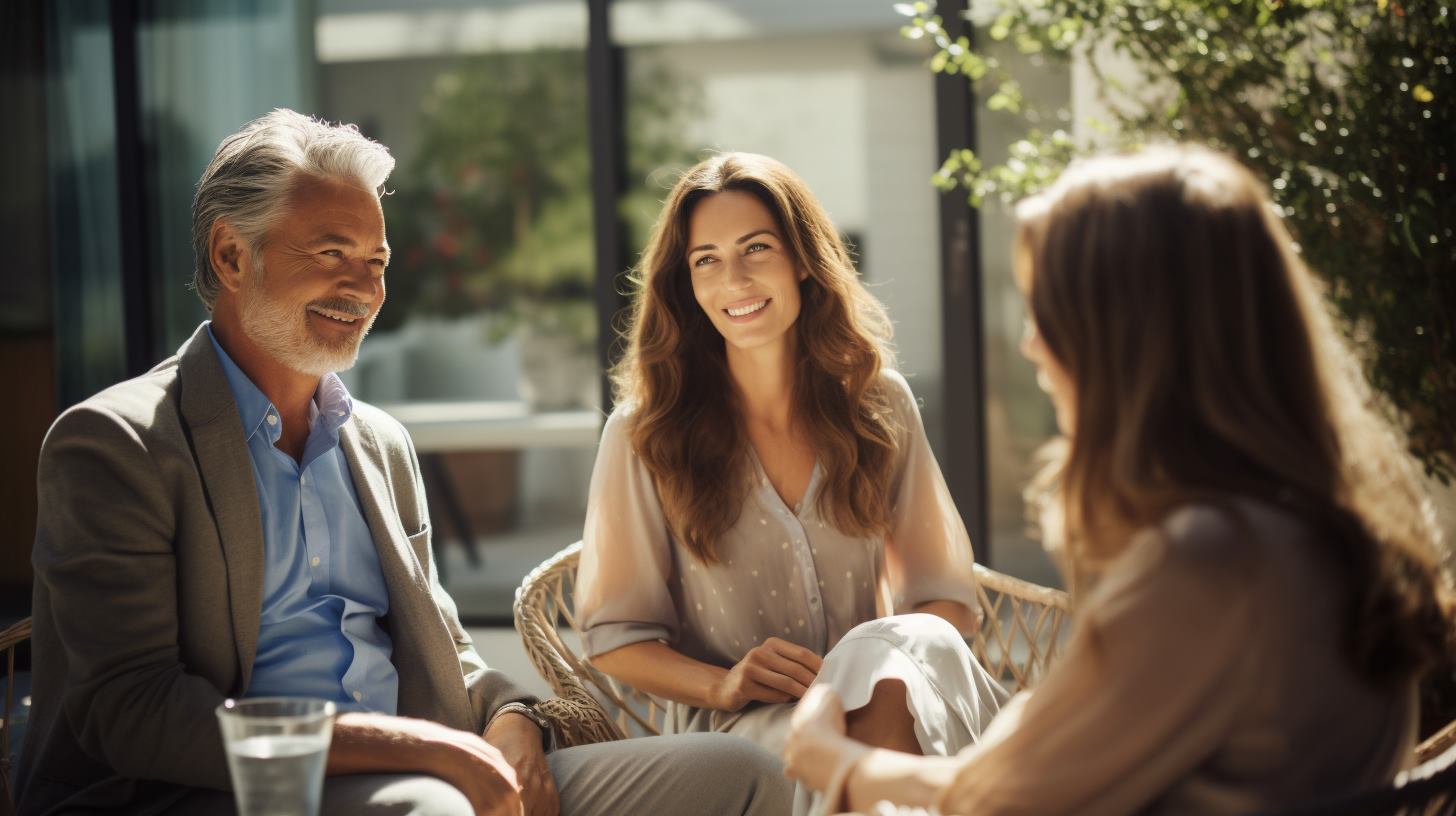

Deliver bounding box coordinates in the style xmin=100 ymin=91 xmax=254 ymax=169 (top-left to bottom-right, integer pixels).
xmin=204 ymin=322 xmax=356 ymax=443
xmin=206 ymin=323 xmax=280 ymax=443
xmin=316 ymin=370 xmax=355 ymax=433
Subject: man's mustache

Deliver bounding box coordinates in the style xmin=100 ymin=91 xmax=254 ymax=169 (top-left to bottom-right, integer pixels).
xmin=308 ymin=298 xmax=370 ymax=318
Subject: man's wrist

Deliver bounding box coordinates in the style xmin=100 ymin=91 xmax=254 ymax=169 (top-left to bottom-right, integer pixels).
xmin=486 ymin=703 xmax=554 ymax=753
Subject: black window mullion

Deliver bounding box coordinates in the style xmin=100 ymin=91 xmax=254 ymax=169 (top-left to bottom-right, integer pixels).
xmin=934 ymin=0 xmax=990 ymax=565
xmin=109 ymin=0 xmax=158 ymax=377
xmin=587 ymin=0 xmax=629 ymax=414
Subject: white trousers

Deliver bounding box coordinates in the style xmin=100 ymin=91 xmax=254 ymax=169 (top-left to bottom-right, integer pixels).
xmin=798 ymin=613 xmax=1010 ymax=816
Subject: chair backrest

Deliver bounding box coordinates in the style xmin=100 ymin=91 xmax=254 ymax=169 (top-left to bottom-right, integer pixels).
xmin=968 ymin=563 xmax=1071 ymax=691
xmin=1 ymin=617 xmax=32 ymax=816
xmin=514 ymin=542 xmax=1072 ymax=741
xmin=514 ymin=543 xmax=673 ymax=740
xmin=1415 ymin=716 xmax=1456 ymax=766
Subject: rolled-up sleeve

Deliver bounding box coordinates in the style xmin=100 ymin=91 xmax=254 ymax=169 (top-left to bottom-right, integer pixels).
xmin=881 ymin=371 xmax=979 ymax=614
xmin=575 ymin=407 xmax=680 ymax=657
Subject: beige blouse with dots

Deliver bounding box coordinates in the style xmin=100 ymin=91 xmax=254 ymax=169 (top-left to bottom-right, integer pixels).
xmin=574 ymin=370 xmax=979 ymax=742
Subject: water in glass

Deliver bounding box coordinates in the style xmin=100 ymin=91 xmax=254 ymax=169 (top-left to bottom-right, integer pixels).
xmin=224 ymin=733 xmax=329 ymax=816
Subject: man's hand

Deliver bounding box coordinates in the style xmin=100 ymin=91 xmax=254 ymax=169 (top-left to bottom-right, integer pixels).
xmin=328 ymin=712 xmax=524 ymax=816
xmin=708 ymin=637 xmax=824 ymax=712
xmin=485 ymin=711 xmax=560 ymax=816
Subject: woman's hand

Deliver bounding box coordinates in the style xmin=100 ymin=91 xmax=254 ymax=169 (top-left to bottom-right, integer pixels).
xmin=709 ymin=636 xmax=824 ymax=711
xmin=784 ymin=685 xmax=869 ymax=797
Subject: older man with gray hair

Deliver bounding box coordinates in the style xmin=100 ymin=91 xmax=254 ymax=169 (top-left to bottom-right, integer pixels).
xmin=17 ymin=109 xmax=790 ymax=816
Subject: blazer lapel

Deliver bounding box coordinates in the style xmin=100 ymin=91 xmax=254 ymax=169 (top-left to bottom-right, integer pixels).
xmin=176 ymin=324 xmax=265 ymax=692
xmin=339 ymin=418 xmax=473 ymax=727
xmin=338 ymin=419 xmax=424 ymax=592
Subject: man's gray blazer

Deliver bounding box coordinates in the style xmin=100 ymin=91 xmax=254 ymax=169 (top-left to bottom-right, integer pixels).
xmin=17 ymin=323 xmax=537 ymax=815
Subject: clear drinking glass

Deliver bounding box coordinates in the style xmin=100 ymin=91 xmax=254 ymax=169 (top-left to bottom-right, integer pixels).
xmin=216 ymin=697 xmax=336 ymax=816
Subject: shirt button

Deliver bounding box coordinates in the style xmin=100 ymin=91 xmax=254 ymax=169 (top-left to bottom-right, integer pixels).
xmin=352 ymin=690 xmax=363 ymax=702
xmin=810 ymin=597 xmax=820 ymax=607
xmin=299 ymin=475 xmax=306 ymax=486
xmin=265 ymin=414 xmax=278 ymax=426
xmin=310 ymin=556 xmax=321 ymax=567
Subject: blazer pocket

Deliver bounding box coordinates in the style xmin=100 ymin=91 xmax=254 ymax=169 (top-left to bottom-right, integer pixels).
xmin=407 ymin=523 xmax=432 ymax=569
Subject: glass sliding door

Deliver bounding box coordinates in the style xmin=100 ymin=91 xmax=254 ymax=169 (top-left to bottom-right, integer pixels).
xmin=315 ymin=0 xmax=595 ymax=618
xmin=46 ymin=0 xmax=127 ymax=406
xmin=614 ymin=0 xmax=950 ymax=453
xmin=975 ymin=41 xmax=1071 ymax=588
xmin=137 ymin=0 xmax=316 ymax=354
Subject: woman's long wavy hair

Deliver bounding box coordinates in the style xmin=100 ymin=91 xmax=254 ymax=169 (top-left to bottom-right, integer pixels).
xmin=1018 ymin=145 xmax=1452 ymax=688
xmin=613 ymin=152 xmax=900 ymax=563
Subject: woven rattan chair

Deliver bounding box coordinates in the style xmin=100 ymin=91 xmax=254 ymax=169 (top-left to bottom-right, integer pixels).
xmin=515 ymin=543 xmax=1456 ymax=763
xmin=1 ymin=617 xmax=32 ymax=816
xmin=513 ymin=541 xmax=1071 ymax=747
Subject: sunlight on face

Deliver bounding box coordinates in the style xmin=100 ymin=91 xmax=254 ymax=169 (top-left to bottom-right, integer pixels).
xmin=685 ymin=190 xmax=806 ymax=356
xmin=239 ymin=175 xmax=389 ymax=377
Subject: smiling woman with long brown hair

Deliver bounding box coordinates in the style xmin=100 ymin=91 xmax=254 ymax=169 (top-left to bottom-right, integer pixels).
xmin=574 ymin=152 xmax=1005 ymax=811
xmin=784 ymin=145 xmax=1454 ymax=815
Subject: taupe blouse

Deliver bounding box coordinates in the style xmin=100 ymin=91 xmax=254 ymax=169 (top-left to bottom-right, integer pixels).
xmin=936 ymin=499 xmax=1416 ymax=815
xmin=575 ymin=370 xmax=978 ymax=671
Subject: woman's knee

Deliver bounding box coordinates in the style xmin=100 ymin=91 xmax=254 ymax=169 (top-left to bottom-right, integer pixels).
xmin=865 ymin=676 xmax=908 ymax=702
xmin=846 ymin=676 xmax=912 ymax=722
xmin=837 ymin=613 xmax=967 ymax=657
xmin=845 ymin=677 xmax=921 ymax=753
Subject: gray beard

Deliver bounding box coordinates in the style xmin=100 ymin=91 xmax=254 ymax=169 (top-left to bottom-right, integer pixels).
xmin=238 ymin=265 xmax=375 ymax=377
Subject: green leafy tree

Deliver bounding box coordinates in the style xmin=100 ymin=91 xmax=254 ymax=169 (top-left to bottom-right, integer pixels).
xmin=899 ymin=0 xmax=1455 ymax=483
xmin=379 ymin=50 xmax=699 ymax=347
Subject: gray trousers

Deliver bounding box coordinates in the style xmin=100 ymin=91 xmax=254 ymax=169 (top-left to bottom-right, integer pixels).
xmin=170 ymin=732 xmax=792 ymax=816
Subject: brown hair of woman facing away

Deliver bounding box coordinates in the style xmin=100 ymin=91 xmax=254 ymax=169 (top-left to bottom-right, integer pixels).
xmin=613 ymin=152 xmax=902 ymax=563
xmin=1016 ymin=144 xmax=1453 ymax=688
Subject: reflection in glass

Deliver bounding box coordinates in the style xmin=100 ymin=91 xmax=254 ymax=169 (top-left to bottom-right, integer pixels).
xmin=315 ymin=1 xmax=601 ymax=617
xmin=137 ymin=0 xmax=315 ymax=354
xmin=617 ymin=0 xmax=948 ymax=454
xmin=976 ymin=41 xmax=1070 ymax=588
xmin=46 ymin=0 xmax=126 ymax=406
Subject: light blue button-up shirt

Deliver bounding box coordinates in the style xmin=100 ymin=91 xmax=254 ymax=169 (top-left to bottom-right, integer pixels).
xmin=207 ymin=325 xmax=399 ymax=714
